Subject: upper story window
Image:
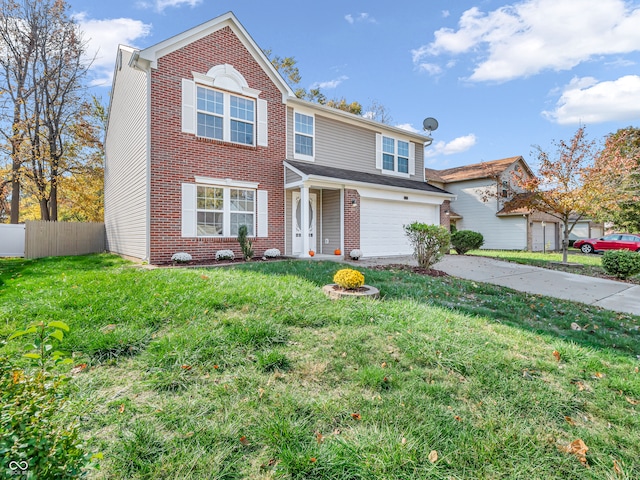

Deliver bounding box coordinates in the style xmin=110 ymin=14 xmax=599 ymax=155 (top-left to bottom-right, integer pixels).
xmin=381 ymin=136 xmax=410 ymax=174
xmin=196 ymin=86 xmax=254 ymax=145
xmin=294 ymin=112 xmax=314 ymax=160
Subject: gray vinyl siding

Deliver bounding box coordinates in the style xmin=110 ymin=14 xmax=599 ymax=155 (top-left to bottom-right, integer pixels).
xmin=104 ymin=48 xmax=149 ymax=261
xmin=287 ymin=108 xmax=424 ymax=181
xmin=285 ymin=169 xmax=302 ymax=184
xmin=285 ymin=190 xmax=292 ymax=255
xmin=320 ymin=190 xmax=340 ymax=254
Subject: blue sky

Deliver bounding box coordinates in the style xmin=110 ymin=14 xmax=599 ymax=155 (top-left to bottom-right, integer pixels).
xmin=71 ymin=0 xmax=640 ymax=170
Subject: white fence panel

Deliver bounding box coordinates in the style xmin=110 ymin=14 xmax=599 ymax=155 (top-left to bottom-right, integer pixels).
xmin=0 ymin=224 xmax=26 ymax=257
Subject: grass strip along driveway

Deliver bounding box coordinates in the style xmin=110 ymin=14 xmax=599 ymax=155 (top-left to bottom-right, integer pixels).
xmin=1 ymin=254 xmax=639 ymax=479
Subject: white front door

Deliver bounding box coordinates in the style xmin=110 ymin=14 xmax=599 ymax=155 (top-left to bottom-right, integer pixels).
xmin=292 ymin=191 xmax=317 ymax=254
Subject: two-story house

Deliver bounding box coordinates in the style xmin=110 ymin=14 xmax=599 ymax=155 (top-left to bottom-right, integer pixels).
xmin=426 ymin=156 xmax=605 ymax=251
xmin=104 ymin=12 xmax=454 ymax=264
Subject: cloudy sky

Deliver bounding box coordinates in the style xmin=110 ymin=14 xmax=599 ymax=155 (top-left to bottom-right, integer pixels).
xmin=70 ymin=0 xmax=640 ymax=170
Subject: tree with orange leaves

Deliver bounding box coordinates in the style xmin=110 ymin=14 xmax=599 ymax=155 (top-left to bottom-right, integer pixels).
xmin=514 ymin=126 xmax=636 ymax=263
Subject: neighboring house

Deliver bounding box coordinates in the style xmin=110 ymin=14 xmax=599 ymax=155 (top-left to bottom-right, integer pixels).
xmin=105 ymin=12 xmax=454 ymax=264
xmin=426 ymin=156 xmax=564 ymax=251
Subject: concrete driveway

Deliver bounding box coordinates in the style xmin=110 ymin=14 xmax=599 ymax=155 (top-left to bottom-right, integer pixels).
xmin=354 ymin=254 xmax=640 ymax=317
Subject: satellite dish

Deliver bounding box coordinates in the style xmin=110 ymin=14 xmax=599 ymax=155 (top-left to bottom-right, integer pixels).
xmin=423 ymin=117 xmax=439 ymax=133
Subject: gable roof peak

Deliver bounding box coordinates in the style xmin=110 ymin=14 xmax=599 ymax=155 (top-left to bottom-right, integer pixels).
xmin=135 ymin=11 xmax=294 ymax=98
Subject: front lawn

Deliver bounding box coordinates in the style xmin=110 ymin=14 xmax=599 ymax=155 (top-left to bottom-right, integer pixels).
xmin=467 ymin=249 xmax=640 ymax=284
xmin=1 ymin=255 xmax=639 ymax=479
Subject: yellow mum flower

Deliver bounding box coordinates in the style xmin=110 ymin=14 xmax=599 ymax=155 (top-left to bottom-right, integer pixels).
xmin=333 ymin=268 xmax=365 ymax=290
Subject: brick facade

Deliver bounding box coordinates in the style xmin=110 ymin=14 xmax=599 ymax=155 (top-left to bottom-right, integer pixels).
xmin=147 ymin=27 xmax=286 ymax=263
xmin=343 ymin=189 xmax=361 ymax=258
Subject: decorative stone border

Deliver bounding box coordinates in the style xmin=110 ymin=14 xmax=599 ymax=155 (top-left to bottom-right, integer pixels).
xmin=322 ymin=284 xmax=380 ymax=300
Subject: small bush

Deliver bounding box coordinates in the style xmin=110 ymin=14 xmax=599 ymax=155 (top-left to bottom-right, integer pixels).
xmin=170 ymin=252 xmax=192 ymax=263
xmin=602 ymin=250 xmax=640 ymax=279
xmin=237 ymin=225 xmax=254 ymax=261
xmin=404 ymin=222 xmax=451 ymax=268
xmin=263 ymin=248 xmax=281 ymax=258
xmin=451 ymin=230 xmax=484 ymax=255
xmin=350 ymin=249 xmax=362 ymax=260
xmin=215 ymin=249 xmax=235 ymax=261
xmin=333 ymin=268 xmax=365 ymax=289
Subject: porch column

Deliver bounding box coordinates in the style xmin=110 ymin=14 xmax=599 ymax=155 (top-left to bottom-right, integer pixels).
xmin=300 ymin=185 xmax=310 ymax=257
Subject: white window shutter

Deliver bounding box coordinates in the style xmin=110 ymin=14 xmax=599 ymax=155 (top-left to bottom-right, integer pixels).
xmin=257 ymin=190 xmax=268 ymax=237
xmin=181 ymin=183 xmax=197 ymax=237
xmin=182 ymin=79 xmax=196 ymax=134
xmin=375 ymin=133 xmax=382 ymax=169
xmin=409 ymin=142 xmax=415 ymax=175
xmin=257 ymin=98 xmax=268 ymax=147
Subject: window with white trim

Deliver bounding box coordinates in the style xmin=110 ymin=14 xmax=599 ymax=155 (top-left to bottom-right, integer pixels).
xmin=196 ymin=185 xmax=255 ymax=237
xmin=382 ymin=136 xmax=409 ymax=174
xmin=196 ymin=85 xmax=255 ymax=145
xmin=294 ymin=112 xmax=314 ymax=159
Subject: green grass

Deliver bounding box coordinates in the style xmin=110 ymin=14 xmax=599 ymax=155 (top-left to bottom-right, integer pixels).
xmin=1 ymin=254 xmax=639 ymax=479
xmin=467 ymin=249 xmax=640 ymax=284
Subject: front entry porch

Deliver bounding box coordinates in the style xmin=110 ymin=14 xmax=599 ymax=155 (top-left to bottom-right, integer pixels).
xmin=285 ymin=186 xmax=343 ymax=258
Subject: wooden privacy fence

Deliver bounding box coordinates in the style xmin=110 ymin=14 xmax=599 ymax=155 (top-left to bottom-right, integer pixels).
xmin=25 ymin=221 xmax=106 ymax=259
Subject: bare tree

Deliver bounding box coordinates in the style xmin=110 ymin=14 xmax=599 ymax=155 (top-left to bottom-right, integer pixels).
xmin=0 ymin=0 xmax=91 ymax=222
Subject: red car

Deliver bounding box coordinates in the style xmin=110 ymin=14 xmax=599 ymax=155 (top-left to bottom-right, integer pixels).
xmin=574 ymin=234 xmax=640 ymax=254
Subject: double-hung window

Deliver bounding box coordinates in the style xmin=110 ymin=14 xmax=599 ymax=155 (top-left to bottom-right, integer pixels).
xmin=381 ymin=136 xmax=410 ymax=174
xmin=196 ymin=86 xmax=255 ymax=146
xmin=294 ymin=112 xmax=314 ymax=159
xmin=196 ymin=185 xmax=255 ymax=237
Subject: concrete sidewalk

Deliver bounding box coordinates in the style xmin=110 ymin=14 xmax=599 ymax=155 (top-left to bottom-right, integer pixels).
xmin=353 ymin=254 xmax=640 ymax=317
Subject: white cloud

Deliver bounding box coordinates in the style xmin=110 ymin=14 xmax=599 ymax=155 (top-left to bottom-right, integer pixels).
xmin=543 ymin=75 xmax=640 ymax=124
xmin=424 ymin=134 xmax=477 ymax=157
xmin=310 ymin=76 xmax=348 ymax=90
xmin=137 ymin=0 xmax=202 ymax=13
xmin=395 ymin=123 xmax=420 ymax=133
xmin=442 ymin=10 xmax=451 ymax=18
xmin=416 ymin=63 xmax=443 ymax=76
xmin=344 ymin=13 xmax=377 ymax=25
xmin=413 ymin=0 xmax=640 ymax=82
xmin=75 ymin=13 xmax=152 ymax=87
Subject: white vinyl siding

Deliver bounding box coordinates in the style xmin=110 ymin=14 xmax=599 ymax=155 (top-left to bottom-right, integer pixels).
xmin=104 ymin=47 xmax=149 ymax=261
xmin=448 ymin=179 xmax=527 ymax=250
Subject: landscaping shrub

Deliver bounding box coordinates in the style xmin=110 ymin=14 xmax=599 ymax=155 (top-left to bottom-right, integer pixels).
xmin=602 ymin=249 xmax=640 ymax=279
xmin=1 ymin=322 xmax=98 ymax=478
xmin=237 ymin=225 xmax=254 ymax=261
xmin=215 ymin=249 xmax=235 ymax=261
xmin=170 ymin=252 xmax=192 ymax=263
xmin=451 ymin=230 xmax=485 ymax=255
xmin=404 ymin=222 xmax=450 ymax=268
xmin=333 ymin=268 xmax=365 ymax=289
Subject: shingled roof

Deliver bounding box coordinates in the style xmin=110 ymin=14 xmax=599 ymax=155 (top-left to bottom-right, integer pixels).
xmin=285 ymin=160 xmax=452 ymax=195
xmin=436 ymin=156 xmax=523 ymax=183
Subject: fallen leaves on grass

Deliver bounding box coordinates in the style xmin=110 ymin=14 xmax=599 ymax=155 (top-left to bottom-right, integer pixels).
xmin=428 ymin=450 xmax=438 ymax=463
xmin=351 ymin=413 xmax=361 ymax=420
xmin=560 ymin=439 xmax=589 ymax=467
xmin=316 ymin=432 xmax=324 ymax=444
xmin=625 ymin=397 xmax=639 ymax=405
xmin=118 ymin=404 xmax=125 ymax=414
xmin=239 ymin=436 xmax=249 ymax=446
xmin=553 ymin=350 xmax=561 ymax=362
xmin=70 ymin=363 xmax=87 ymax=375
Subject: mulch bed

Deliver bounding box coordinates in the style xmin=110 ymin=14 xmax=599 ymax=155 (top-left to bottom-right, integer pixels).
xmin=156 ymin=257 xmax=278 ymax=268
xmin=367 ymin=264 xmax=449 ymax=278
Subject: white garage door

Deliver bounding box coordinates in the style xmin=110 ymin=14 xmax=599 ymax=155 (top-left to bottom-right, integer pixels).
xmin=360 ymin=198 xmax=438 ymax=256
xmin=532 ymin=222 xmax=557 ymax=251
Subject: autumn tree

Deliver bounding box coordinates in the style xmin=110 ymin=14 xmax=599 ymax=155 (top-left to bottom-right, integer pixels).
xmin=515 ymin=126 xmax=638 ymax=263
xmin=515 ymin=127 xmax=596 ymax=263
xmin=589 ymin=127 xmax=640 ymax=232
xmin=0 ymin=0 xmax=92 ymax=222
xmin=0 ymin=0 xmax=39 ymax=223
